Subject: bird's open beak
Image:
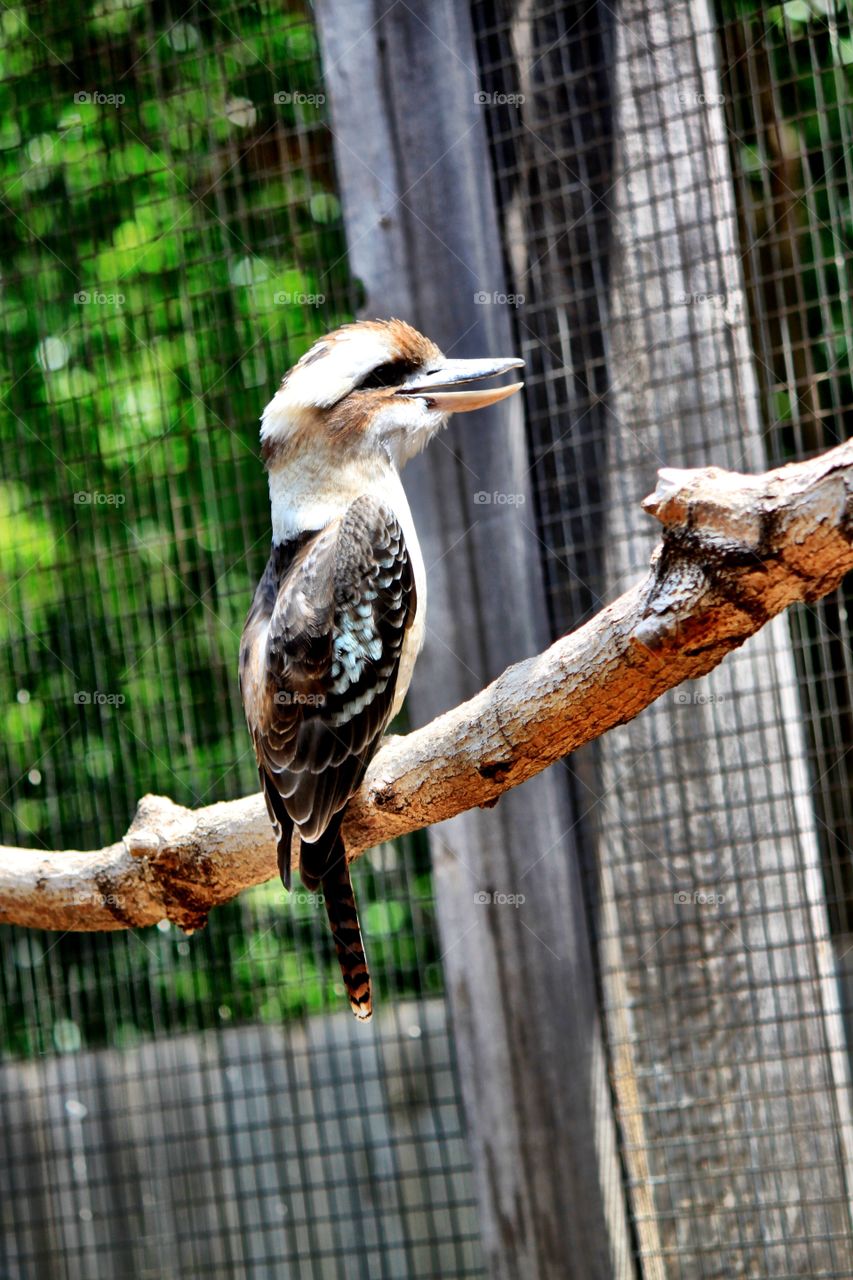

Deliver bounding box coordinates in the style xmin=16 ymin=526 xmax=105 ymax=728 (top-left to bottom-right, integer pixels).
xmin=397 ymin=356 xmax=524 ymax=413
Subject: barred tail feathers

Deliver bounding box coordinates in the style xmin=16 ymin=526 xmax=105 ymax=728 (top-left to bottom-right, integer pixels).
xmin=317 ymin=837 xmax=372 ymax=1021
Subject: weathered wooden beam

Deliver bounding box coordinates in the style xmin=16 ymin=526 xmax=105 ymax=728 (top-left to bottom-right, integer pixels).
xmin=597 ymin=1 xmax=853 ymax=1273
xmin=315 ymin=2 xmax=634 ymax=1275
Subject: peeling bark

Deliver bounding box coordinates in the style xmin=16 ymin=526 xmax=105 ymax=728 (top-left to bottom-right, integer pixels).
xmin=3 ymin=440 xmax=853 ymax=933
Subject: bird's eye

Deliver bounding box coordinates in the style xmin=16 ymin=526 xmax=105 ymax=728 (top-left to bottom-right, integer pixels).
xmin=356 ymin=359 xmax=416 ymax=390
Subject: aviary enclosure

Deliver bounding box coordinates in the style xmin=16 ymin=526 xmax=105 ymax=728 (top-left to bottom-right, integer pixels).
xmin=2 ymin=1 xmax=853 ymax=1277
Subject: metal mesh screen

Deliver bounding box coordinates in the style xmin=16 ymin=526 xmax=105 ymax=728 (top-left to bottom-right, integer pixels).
xmin=472 ymin=0 xmax=853 ymax=1275
xmin=0 ymin=3 xmax=484 ymax=1276
xmin=717 ymin=2 xmax=853 ymax=944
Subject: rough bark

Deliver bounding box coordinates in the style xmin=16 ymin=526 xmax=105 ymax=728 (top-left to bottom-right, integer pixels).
xmin=3 ymin=441 xmax=853 ymax=933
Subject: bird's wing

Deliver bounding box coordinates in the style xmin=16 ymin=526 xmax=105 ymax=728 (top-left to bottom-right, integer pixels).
xmin=240 ymin=495 xmax=416 ymax=885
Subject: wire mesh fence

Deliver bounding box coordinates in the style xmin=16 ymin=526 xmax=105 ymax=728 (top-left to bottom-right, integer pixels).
xmin=7 ymin=0 xmax=853 ymax=1277
xmin=0 ymin=3 xmax=484 ymax=1277
xmin=718 ymin=0 xmax=853 ymax=947
xmin=472 ymin=0 xmax=853 ymax=1275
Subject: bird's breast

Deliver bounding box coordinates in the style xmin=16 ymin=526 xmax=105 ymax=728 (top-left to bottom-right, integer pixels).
xmin=267 ymin=456 xmax=426 ymax=717
xmin=382 ymin=471 xmax=426 ymax=716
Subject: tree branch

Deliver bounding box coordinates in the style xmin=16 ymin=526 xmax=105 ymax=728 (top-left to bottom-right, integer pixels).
xmin=4 ymin=440 xmax=853 ymax=933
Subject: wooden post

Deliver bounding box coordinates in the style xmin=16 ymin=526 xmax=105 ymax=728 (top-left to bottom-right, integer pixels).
xmin=315 ymin=2 xmax=635 ymax=1277
xmin=596 ymin=1 xmax=853 ymax=1274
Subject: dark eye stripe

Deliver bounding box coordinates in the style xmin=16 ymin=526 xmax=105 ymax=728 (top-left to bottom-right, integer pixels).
xmin=356 ymin=358 xmax=419 ymax=390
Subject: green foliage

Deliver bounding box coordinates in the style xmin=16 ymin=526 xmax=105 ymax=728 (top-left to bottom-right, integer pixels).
xmin=718 ymin=0 xmax=853 ymax=449
xmin=0 ymin=2 xmax=438 ymax=1057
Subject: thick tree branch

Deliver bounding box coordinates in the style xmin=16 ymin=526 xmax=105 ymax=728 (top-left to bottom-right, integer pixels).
xmin=3 ymin=440 xmax=853 ymax=933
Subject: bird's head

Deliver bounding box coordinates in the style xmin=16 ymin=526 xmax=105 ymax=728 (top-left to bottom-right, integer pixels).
xmin=260 ymin=318 xmax=524 ymax=470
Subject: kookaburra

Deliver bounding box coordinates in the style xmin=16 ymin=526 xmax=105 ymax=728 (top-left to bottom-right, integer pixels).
xmin=239 ymin=318 xmax=523 ymax=1019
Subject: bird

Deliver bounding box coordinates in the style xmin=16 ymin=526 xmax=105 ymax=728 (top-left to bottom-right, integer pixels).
xmin=239 ymin=318 xmax=524 ymax=1020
